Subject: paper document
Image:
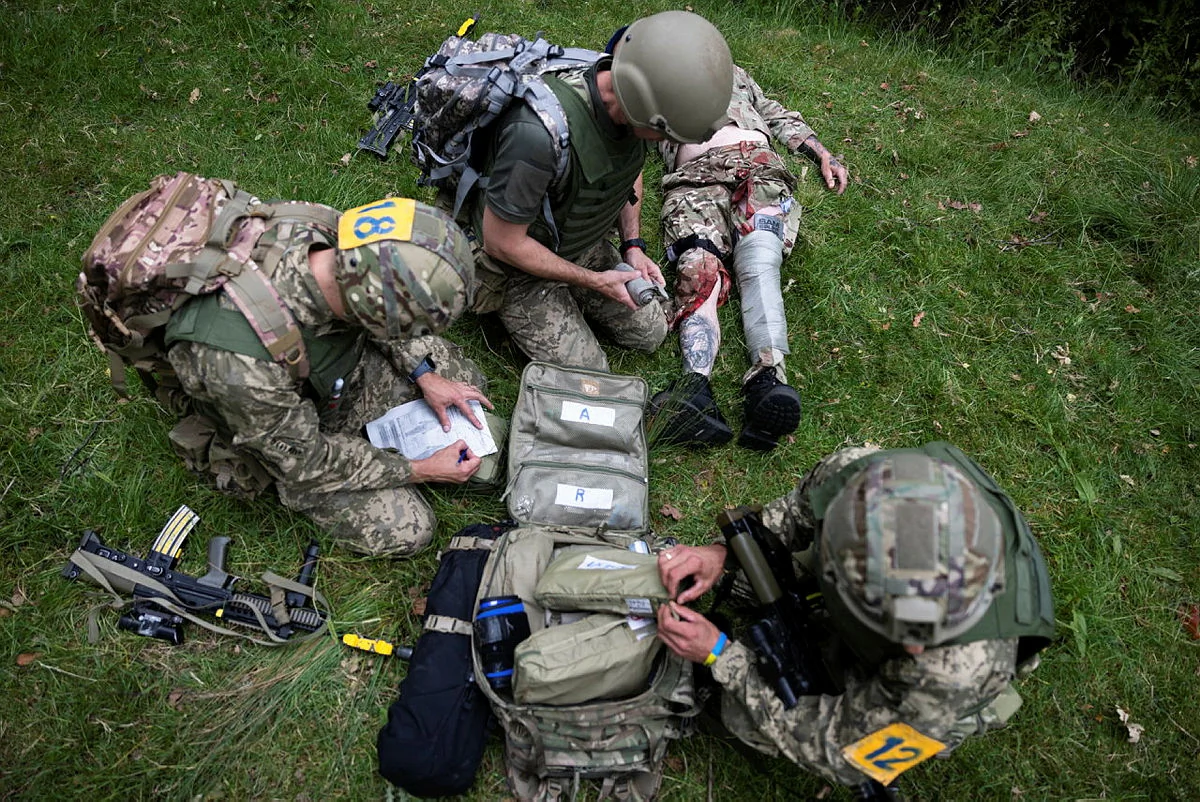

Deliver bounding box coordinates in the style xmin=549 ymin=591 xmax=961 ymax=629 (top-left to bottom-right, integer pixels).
xmin=365 ymin=399 xmax=497 ymax=461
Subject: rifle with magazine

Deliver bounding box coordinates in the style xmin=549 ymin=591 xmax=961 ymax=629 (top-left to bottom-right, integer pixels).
xmin=62 ymin=505 xmax=328 ymax=646
xmin=714 ymin=505 xmax=840 ymax=707
xmin=357 ymin=80 xmax=418 ymax=158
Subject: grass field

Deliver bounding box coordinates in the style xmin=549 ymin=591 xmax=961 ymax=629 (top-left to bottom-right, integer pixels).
xmin=1 ymin=0 xmax=1198 ymax=799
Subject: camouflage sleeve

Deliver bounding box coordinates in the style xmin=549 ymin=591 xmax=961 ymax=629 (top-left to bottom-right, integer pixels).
xmin=738 ymin=68 xmax=816 ymax=154
xmin=711 ymin=637 xmax=1020 ymax=787
xmin=167 ymin=341 xmax=415 ymax=494
xmin=759 ymin=446 xmax=881 ymax=553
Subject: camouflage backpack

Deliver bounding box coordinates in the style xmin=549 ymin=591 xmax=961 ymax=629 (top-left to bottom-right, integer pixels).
xmin=77 ymin=172 xmax=337 ymax=407
xmin=396 ymin=26 xmax=600 ymax=223
xmin=472 ymin=363 xmax=701 ymax=801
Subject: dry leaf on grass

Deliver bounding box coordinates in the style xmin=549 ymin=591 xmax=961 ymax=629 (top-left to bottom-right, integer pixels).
xmin=16 ymin=652 xmax=40 ymax=667
xmin=188 ymin=87 xmax=200 ymax=104
xmin=659 ymin=504 xmax=683 ymax=521
xmin=1116 ymin=706 xmax=1144 ymax=743
xmin=912 ymin=311 xmax=925 ymax=327
xmin=1178 ymin=603 xmax=1200 ymax=640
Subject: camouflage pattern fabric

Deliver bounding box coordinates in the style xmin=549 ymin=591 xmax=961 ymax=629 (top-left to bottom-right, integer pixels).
xmin=471 ymin=238 xmax=667 ymax=371
xmin=711 ymin=446 xmax=1027 ymax=786
xmin=660 ymin=142 xmax=799 ymax=325
xmin=335 ymin=203 xmax=474 ymax=340
xmin=658 ymin=65 xmax=815 ymax=325
xmin=167 ymin=242 xmax=487 ymax=557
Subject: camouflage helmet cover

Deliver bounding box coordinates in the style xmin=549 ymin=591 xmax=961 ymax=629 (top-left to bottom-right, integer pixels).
xmin=334 ymin=201 xmax=474 ymax=339
xmin=819 ymin=453 xmax=1006 ymax=648
xmin=609 ymin=11 xmax=733 ymax=144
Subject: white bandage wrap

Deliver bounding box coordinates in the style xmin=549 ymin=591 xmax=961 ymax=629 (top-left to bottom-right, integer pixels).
xmin=734 ymin=228 xmax=789 ymax=360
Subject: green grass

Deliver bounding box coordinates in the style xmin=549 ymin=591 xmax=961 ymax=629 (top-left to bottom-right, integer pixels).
xmin=2 ymin=0 xmax=1199 ymax=799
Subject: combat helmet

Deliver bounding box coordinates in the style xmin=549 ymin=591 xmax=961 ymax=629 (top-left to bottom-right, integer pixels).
xmin=335 ymin=199 xmax=474 ymax=339
xmin=609 ymin=11 xmax=733 ymax=144
xmin=819 ymin=453 xmax=1006 ymax=650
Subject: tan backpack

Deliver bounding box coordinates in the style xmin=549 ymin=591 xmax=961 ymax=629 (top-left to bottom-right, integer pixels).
xmin=76 ymin=172 xmax=336 ymax=406
xmin=473 ymin=363 xmax=700 ymax=801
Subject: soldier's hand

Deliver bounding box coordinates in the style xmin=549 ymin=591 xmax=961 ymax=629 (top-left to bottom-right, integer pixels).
xmin=658 ymin=544 xmax=726 ymax=604
xmin=591 ymin=268 xmax=641 ymax=310
xmin=821 ymin=153 xmax=849 ymax=195
xmin=410 ymin=440 xmax=480 ymax=484
xmin=623 ymin=247 xmax=666 ymax=288
xmin=415 ymin=372 xmax=493 ymax=430
xmin=657 ymin=602 xmax=721 ymax=664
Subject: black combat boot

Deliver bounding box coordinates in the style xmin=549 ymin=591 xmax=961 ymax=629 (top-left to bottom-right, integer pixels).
xmin=738 ymin=369 xmax=801 ymax=451
xmin=647 ymin=373 xmax=733 ymax=448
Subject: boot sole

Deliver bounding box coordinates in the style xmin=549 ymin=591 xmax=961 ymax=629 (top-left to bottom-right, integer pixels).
xmin=739 ymin=385 xmax=801 ymax=451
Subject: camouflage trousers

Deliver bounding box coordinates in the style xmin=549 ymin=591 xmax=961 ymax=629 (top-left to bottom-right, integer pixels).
xmin=661 ymin=142 xmax=801 ymax=326
xmin=471 ymin=238 xmax=668 ymax=372
xmin=170 ymin=335 xmax=485 ymax=558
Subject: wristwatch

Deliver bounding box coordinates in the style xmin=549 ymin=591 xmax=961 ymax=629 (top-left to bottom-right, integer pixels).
xmin=619 ymin=237 xmax=647 ymax=257
xmin=408 ymin=354 xmax=436 ymax=384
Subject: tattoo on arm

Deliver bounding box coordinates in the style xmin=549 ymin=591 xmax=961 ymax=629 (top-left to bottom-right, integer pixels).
xmin=680 ymin=314 xmax=720 ymax=376
xmin=798 ymin=134 xmax=835 ymax=166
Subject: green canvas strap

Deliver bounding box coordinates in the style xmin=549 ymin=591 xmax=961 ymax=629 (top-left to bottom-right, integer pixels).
xmin=68 ymin=548 xmax=328 ymax=646
xmin=424 ymin=614 xmax=472 ymax=636
xmin=443 ymin=535 xmax=499 ymax=553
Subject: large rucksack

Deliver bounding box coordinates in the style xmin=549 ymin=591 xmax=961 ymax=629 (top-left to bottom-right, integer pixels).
xmin=76 ymin=172 xmax=337 ymax=405
xmin=401 ymin=29 xmax=600 ymax=223
xmin=473 ymin=363 xmax=700 ymax=801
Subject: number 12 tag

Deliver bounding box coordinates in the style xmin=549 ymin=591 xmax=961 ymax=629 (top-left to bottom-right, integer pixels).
xmin=841 ymin=722 xmax=946 ymax=785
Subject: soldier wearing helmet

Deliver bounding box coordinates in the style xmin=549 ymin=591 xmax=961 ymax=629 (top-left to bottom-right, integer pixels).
xmin=163 ymin=196 xmax=494 ymax=556
xmin=462 ymin=11 xmax=733 ymax=371
xmin=655 ymin=443 xmax=1055 ymax=797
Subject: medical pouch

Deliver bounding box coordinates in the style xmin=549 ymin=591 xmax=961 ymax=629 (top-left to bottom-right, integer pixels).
xmin=512 ymin=613 xmax=662 ymax=705
xmin=533 ymin=546 xmax=668 ymax=617
xmin=505 ymin=362 xmax=649 ymax=532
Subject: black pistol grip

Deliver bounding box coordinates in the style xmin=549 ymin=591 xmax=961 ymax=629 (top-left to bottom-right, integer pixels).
xmin=197 ymin=536 xmax=233 ymax=588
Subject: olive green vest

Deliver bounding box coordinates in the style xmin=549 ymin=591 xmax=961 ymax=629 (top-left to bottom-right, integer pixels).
xmin=165 ymin=294 xmax=364 ymax=407
xmin=809 ymin=442 xmax=1055 ymax=667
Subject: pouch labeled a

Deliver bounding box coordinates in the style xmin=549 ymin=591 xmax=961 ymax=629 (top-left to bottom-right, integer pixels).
xmin=512 ymin=613 xmax=661 ymax=706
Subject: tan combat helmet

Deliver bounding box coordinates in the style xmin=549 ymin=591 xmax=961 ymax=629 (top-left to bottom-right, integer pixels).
xmin=609 ymin=11 xmax=733 ymax=144
xmin=335 ymin=200 xmax=475 ymax=339
xmin=819 ymin=453 xmax=1006 ymax=648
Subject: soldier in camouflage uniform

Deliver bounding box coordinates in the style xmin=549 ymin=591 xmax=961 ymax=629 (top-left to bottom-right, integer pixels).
xmin=164 ymin=198 xmax=493 ymax=557
xmin=655 ymin=443 xmax=1055 ymax=797
xmin=648 ymin=65 xmax=850 ymax=451
xmin=460 ymin=12 xmax=733 ymax=371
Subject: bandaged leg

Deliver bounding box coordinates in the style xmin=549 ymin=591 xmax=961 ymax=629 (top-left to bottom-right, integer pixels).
xmin=733 ymin=215 xmax=801 ymax=451
xmin=734 ymin=216 xmax=789 ymax=369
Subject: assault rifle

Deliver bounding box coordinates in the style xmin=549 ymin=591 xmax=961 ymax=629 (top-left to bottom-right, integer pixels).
xmin=62 ymin=505 xmax=327 ymax=645
xmin=715 ymin=505 xmax=839 ymax=708
xmin=357 ymin=80 xmax=418 ymax=159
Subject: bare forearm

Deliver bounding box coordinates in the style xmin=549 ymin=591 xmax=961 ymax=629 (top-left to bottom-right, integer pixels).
xmin=482 ymin=207 xmax=598 ymax=290
xmin=618 ymin=173 xmax=645 ymax=241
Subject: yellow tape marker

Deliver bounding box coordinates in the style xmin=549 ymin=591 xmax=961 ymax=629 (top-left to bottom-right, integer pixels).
xmin=337 ymin=198 xmax=416 ymax=250
xmin=342 ymin=633 xmax=395 ymax=657
xmin=841 ymin=722 xmax=946 ymax=785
